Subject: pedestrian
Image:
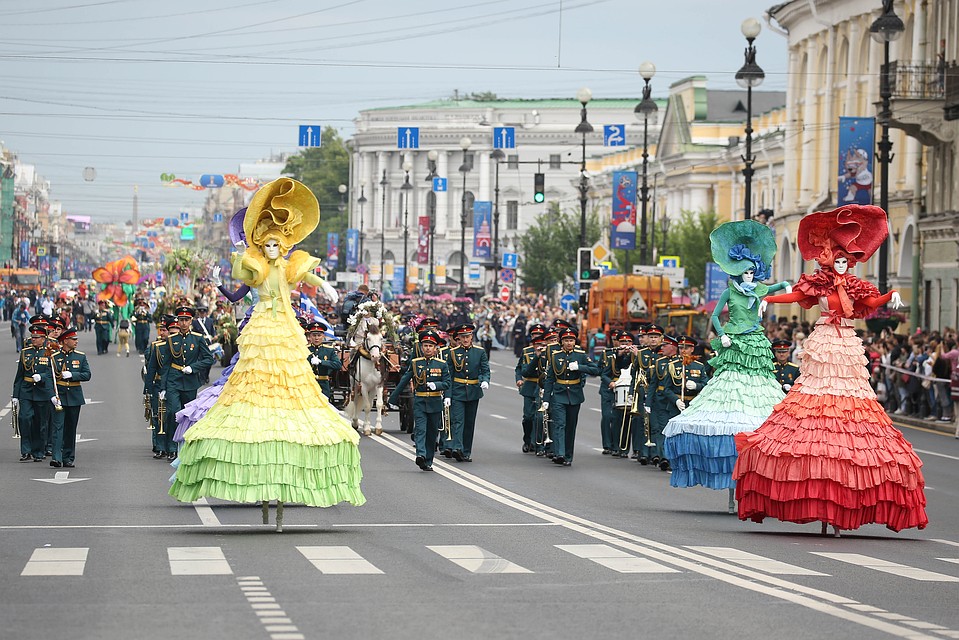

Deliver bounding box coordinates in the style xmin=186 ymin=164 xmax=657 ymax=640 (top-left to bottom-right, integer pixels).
xmin=541 ymin=327 xmax=600 ymax=466
xmin=444 ymin=324 xmax=490 ymax=462
xmin=50 ymin=326 xmax=90 ymax=468
xmin=117 ymin=316 xmax=131 ymax=357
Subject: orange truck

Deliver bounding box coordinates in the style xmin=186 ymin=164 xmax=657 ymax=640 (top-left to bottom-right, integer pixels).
xmin=0 ymin=268 xmax=42 ymax=294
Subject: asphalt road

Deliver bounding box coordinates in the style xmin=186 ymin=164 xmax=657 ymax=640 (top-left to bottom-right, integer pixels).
xmin=1 ymin=333 xmax=957 ymax=640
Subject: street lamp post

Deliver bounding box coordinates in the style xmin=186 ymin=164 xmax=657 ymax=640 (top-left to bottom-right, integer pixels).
xmin=634 ymin=62 xmax=658 ymax=266
xmin=660 ymin=215 xmax=670 ymax=256
xmin=575 ymin=87 xmax=594 ymax=249
xmin=337 ymin=184 xmax=347 ymax=272
xmin=458 ymin=137 xmax=472 ymax=297
xmin=400 ymin=160 xmax=413 ymax=295
xmin=736 ymin=18 xmax=765 ymax=221
xmin=425 ymin=150 xmax=439 ymax=294
xmin=379 ymin=169 xmax=388 ymax=291
xmin=357 ymin=180 xmax=367 ymax=271
xmin=491 ymin=148 xmax=505 ymax=287
xmin=870 ymin=0 xmax=904 ymax=295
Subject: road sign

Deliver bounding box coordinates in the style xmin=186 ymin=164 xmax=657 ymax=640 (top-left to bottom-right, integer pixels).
xmin=179 ymin=211 xmax=189 ymax=222
xmin=298 ymin=125 xmax=322 ymax=147
xmin=499 ymin=285 xmax=511 ymax=303
xmin=493 ymin=127 xmax=515 ymax=149
xmin=500 ymin=268 xmax=515 ymax=283
xmin=560 ymin=293 xmax=576 ymax=312
xmin=468 ymin=262 xmax=482 ymax=286
xmin=397 ymin=127 xmax=419 ymax=149
xmin=501 ymin=252 xmax=518 ymax=269
xmin=604 ymin=124 xmax=626 ymax=147
xmin=705 ymin=262 xmax=727 ymax=302
xmin=659 ymin=255 xmax=681 ymax=268
xmin=36 ymin=246 xmax=47 ymax=257
xmin=590 ymin=241 xmax=610 ymax=267
xmin=199 ymin=174 xmax=225 ymax=188
xmin=627 ymin=290 xmax=648 ymax=317
xmin=432 ymin=177 xmax=447 ymax=192
xmin=633 ymin=264 xmax=686 ymax=289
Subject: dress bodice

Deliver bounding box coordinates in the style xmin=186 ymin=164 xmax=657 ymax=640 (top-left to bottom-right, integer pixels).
xmin=722 ymin=283 xmax=768 ymax=335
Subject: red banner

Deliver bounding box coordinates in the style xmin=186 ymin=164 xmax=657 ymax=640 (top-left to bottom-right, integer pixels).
xmin=417 ymin=215 xmax=430 ymax=264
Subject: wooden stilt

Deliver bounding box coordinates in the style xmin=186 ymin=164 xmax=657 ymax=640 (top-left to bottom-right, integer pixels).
xmin=262 ymin=501 xmax=269 ymax=525
xmin=275 ymin=502 xmax=284 ymax=533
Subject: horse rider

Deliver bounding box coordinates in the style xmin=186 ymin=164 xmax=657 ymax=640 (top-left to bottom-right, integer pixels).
xmin=307 ymin=321 xmax=342 ymax=402
xmin=541 ymin=327 xmax=600 ymax=466
xmin=443 ymin=323 xmax=490 ymax=462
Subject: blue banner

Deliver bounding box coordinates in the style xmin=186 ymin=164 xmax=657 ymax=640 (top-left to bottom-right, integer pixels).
xmin=705 ymin=261 xmax=727 ymax=302
xmin=345 ymin=228 xmax=359 ymax=269
xmin=472 ymin=201 xmax=492 ymax=258
xmin=611 ymin=171 xmax=637 ymax=250
xmin=837 ymin=117 xmax=875 ymax=206
xmin=327 ymin=232 xmax=339 ymax=269
xmin=393 ymin=265 xmax=405 ymax=294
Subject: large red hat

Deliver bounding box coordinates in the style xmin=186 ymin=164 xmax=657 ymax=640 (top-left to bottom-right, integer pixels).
xmin=798 ymin=204 xmax=888 ymax=265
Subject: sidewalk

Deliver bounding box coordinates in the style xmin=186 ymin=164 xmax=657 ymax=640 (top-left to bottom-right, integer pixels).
xmin=889 ymin=411 xmax=957 ymax=437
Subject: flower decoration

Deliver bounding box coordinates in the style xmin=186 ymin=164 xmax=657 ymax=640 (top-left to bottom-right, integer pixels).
xmin=92 ymin=255 xmax=141 ymax=309
xmin=347 ymin=300 xmax=398 ymax=341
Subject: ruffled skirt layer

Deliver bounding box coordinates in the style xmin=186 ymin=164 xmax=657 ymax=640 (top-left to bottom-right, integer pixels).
xmin=733 ymin=323 xmax=927 ymax=532
xmin=664 ymin=332 xmax=784 ymax=489
xmin=173 ymin=357 xmax=237 ymax=443
xmin=169 ymin=306 xmax=365 ymax=508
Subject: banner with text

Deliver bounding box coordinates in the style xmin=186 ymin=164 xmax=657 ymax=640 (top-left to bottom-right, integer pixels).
xmin=472 ymin=201 xmax=492 ymax=259
xmin=345 ymin=228 xmax=359 ymax=269
xmin=417 ymin=215 xmax=430 ymax=264
xmin=611 ymin=171 xmax=638 ymax=250
xmin=837 ymin=117 xmax=875 ymax=206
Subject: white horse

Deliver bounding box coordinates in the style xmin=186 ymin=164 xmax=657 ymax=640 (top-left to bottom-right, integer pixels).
xmin=343 ymin=316 xmax=385 ymax=436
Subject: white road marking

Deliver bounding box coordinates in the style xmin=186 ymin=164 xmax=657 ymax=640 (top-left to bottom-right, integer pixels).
xmin=811 ymin=553 xmax=959 ymax=582
xmin=938 ymin=559 xmax=959 ymax=565
xmin=192 ymin=497 xmax=221 ymax=527
xmin=168 ymin=547 xmax=232 ymax=575
xmin=297 ymin=546 xmax=383 ymax=575
xmin=74 ymin=434 xmax=97 ymax=443
xmin=489 ymin=414 xmax=508 ymax=420
xmin=34 ymin=471 xmax=89 ymax=485
xmin=557 ymin=544 xmax=679 ymax=574
xmin=589 ymin=407 xmax=601 ymax=412
xmin=21 ymin=547 xmax=88 ymax=576
xmin=687 ymin=547 xmax=828 ymax=576
xmin=932 ymin=539 xmax=959 ymax=549
xmin=914 ymin=448 xmax=959 ymax=461
xmin=428 ymin=545 xmax=532 ymax=574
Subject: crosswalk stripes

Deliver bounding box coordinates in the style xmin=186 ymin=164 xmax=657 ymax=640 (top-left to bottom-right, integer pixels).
xmin=556 ymin=544 xmax=680 ymax=573
xmin=168 ymin=547 xmax=233 ymax=575
xmin=686 ymin=546 xmax=828 ymax=576
xmin=296 ymin=546 xmax=383 ymax=574
xmin=427 ymin=545 xmax=532 ymax=574
xmin=21 ymin=547 xmax=88 ymax=576
xmin=811 ymin=553 xmax=959 ymax=582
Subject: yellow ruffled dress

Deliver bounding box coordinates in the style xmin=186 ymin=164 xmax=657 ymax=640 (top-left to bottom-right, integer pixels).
xmin=169 ymin=250 xmax=365 ymax=507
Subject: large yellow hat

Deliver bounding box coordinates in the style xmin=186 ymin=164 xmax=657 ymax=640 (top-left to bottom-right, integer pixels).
xmin=244 ymin=178 xmax=319 ymax=249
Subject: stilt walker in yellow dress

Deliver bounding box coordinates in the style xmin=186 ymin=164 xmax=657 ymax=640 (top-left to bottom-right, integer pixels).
xmin=169 ymin=178 xmax=364 ymax=531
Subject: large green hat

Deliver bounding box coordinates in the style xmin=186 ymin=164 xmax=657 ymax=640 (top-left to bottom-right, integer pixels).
xmin=709 ymin=219 xmax=776 ymax=279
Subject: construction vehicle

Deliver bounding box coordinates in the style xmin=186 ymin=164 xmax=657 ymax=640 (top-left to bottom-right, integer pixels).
xmin=652 ymin=303 xmax=711 ymax=338
xmin=0 ymin=268 xmax=42 ymax=294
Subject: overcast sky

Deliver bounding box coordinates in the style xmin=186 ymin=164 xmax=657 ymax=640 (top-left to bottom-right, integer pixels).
xmin=0 ymin=0 xmax=789 ymax=223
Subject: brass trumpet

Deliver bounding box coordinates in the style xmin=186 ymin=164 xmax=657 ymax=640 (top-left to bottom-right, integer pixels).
xmin=157 ymin=396 xmax=167 ymax=436
xmin=442 ymin=403 xmax=452 ymax=441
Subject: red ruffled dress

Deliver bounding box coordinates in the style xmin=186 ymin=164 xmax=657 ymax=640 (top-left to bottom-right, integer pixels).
xmin=733 ymin=271 xmax=928 ymax=532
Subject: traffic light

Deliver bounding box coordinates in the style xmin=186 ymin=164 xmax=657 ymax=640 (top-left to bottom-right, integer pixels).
xmin=577 ymin=247 xmax=599 ymax=283
xmin=533 ymin=172 xmax=545 ymax=203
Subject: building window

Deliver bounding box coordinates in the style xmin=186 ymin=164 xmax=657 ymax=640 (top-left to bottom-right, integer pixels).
xmin=549 ymin=154 xmax=561 ymax=169
xmin=507 ymin=201 xmax=518 ymax=230
xmin=507 ymin=154 xmax=519 ymax=169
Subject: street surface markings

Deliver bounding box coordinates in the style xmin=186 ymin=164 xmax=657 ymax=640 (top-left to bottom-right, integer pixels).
xmin=296 ymin=546 xmax=383 ymax=574
xmin=427 ymin=545 xmax=532 ymax=574
xmin=589 ymin=407 xmax=601 ymax=412
xmin=686 ymin=547 xmax=828 ymax=576
xmin=21 ymin=547 xmax=88 ymax=576
xmin=811 ymin=553 xmax=959 ymax=582
xmin=932 ymin=539 xmax=959 ymax=548
xmin=489 ymin=414 xmax=508 ymax=420
xmin=237 ymin=576 xmax=304 ymax=640
xmin=938 ymin=559 xmax=959 ymax=565
xmin=192 ymin=497 xmax=221 ymax=527
xmin=556 ymin=544 xmax=680 ymax=574
xmin=168 ymin=547 xmax=233 ymax=575
xmin=913 ymin=448 xmax=959 ymax=461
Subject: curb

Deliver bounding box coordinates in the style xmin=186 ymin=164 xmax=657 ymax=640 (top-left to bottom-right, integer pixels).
xmin=890 ymin=413 xmax=957 ymax=436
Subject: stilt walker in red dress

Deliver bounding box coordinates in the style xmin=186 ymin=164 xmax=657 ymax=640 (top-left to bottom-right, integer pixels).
xmin=733 ymin=204 xmax=928 ymax=536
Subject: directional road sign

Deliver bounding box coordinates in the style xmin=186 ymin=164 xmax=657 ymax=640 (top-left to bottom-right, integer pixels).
xmin=298 ymin=125 xmax=322 ymax=147
xmin=604 ymin=124 xmax=626 ymax=147
xmin=560 ymin=293 xmax=576 ymax=312
xmin=397 ymin=127 xmax=420 ymax=149
xmin=199 ymin=174 xmax=225 ymax=188
xmin=659 ymin=255 xmax=681 ymax=268
xmin=499 ymin=285 xmax=511 ymax=303
xmin=499 ymin=268 xmax=515 ymax=284
xmin=432 ymin=177 xmax=447 ymax=192
xmin=493 ymin=127 xmax=515 ymax=149
xmin=501 ymin=252 xmax=518 ymax=269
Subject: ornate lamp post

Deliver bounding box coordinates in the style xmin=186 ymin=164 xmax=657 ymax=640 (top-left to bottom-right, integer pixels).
xmin=458 ymin=137 xmax=472 ymax=296
xmin=634 ymin=62 xmax=657 ymax=266
xmin=425 ymin=150 xmax=439 ymax=294
xmin=736 ymin=17 xmax=765 ymax=220
xmin=574 ymin=87 xmax=594 ymax=249
xmin=337 ymin=184 xmax=347 ymax=271
xmin=356 ymin=179 xmax=367 ymax=270
xmin=379 ymin=169 xmax=388 ymax=291
xmin=400 ymin=160 xmax=413 ymax=295
xmin=491 ymin=148 xmax=505 ymax=285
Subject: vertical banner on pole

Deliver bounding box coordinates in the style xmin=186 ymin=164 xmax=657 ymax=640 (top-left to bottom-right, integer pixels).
xmin=326 ymin=233 xmax=339 ymax=269
xmin=417 ymin=215 xmax=430 ymax=264
xmin=472 ymin=201 xmax=492 ymax=258
xmin=611 ymin=171 xmax=637 ymax=250
xmin=837 ymin=117 xmax=875 ymax=206
xmin=345 ymin=228 xmax=359 ymax=269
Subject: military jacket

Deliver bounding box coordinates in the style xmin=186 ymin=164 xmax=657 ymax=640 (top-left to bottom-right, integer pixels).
xmin=159 ymin=331 xmax=215 ymax=392
xmin=515 ymin=346 xmax=541 ymax=398
xmin=600 ymin=348 xmax=633 ymax=398
xmin=391 ymin=357 xmax=451 ymax=413
xmin=132 ymin=310 xmax=152 ymax=330
xmin=53 ymin=349 xmax=91 ymax=406
xmin=13 ymin=345 xmax=55 ymax=401
xmin=447 ymin=345 xmax=490 ymax=402
xmin=544 ymin=348 xmax=600 ymax=406
xmin=309 ymin=344 xmax=342 ymax=380
xmin=650 ymin=355 xmax=685 ymax=409
xmin=94 ymin=310 xmax=113 ymax=327
xmin=775 ymin=361 xmax=801 ymax=388
xmin=143 ymin=339 xmax=169 ymax=394
xmin=669 ymin=357 xmax=709 ymax=402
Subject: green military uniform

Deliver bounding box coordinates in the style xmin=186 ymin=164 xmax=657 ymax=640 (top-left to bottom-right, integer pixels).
xmin=515 ymin=342 xmax=543 ymax=452
xmin=143 ymin=329 xmax=171 ymax=456
xmin=388 ymin=334 xmax=451 ymax=470
xmin=50 ymin=334 xmax=91 ymax=467
xmin=647 ymin=349 xmax=684 ymax=468
xmin=543 ymin=336 xmax=600 ymax=465
xmin=309 ymin=343 xmax=342 ymax=401
xmin=632 ymin=345 xmax=659 ymax=460
xmin=13 ymin=328 xmax=56 ymax=461
xmin=445 ymin=330 xmax=490 ymax=461
xmin=772 ymin=340 xmax=801 ymax=393
xmin=94 ymin=306 xmax=113 ymax=355
xmin=132 ymin=306 xmax=152 ymax=354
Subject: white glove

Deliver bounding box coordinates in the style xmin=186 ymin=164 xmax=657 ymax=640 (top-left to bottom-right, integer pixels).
xmin=310 ymin=356 xmax=321 ymax=366
xmin=320 ymin=280 xmax=339 ymax=304
xmin=480 ymin=381 xmax=489 ymax=390
xmin=685 ymin=380 xmax=696 ymax=390
xmin=158 ymin=390 xmax=166 ymax=401
xmin=568 ymin=361 xmax=579 ymax=371
xmin=61 ymin=371 xmax=72 ymax=380
xmin=32 ymin=374 xmax=41 ymax=383
xmin=233 ymin=241 xmax=246 ymax=251
xmin=759 ymin=300 xmax=768 ymax=315
xmin=783 ymin=384 xmax=792 ymax=392
xmin=182 ymin=365 xmax=193 ymax=374
xmin=11 ymin=398 xmax=19 ymax=409
xmin=51 ymin=397 xmax=61 ymax=408
xmin=676 ymin=399 xmax=686 ymax=411
xmin=784 ymin=282 xmax=793 ymax=294
xmin=890 ymin=291 xmax=903 ymax=309
xmin=644 ymin=406 xmax=652 ymax=414
xmin=210 ymin=265 xmax=222 ymax=287
xmin=720 ymin=335 xmax=732 ymax=348
xmin=540 ymin=402 xmax=549 ymax=411
xmin=427 ymin=382 xmax=437 ymax=391
xmin=443 ymin=398 xmax=451 ymax=408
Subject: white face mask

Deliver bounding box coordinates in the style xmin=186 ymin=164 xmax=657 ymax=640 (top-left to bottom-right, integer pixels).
xmin=834 ymin=257 xmax=849 ymax=275
xmin=742 ymin=270 xmax=755 ymax=283
xmin=264 ymin=240 xmax=281 ymax=260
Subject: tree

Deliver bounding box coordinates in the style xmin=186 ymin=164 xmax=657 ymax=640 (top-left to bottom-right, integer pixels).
xmin=660 ymin=210 xmax=723 ymax=290
xmin=283 ymin=128 xmax=351 ymax=259
xmin=518 ymin=203 xmax=602 ymax=296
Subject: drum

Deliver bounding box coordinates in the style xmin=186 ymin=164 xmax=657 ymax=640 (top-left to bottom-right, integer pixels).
xmin=614 ymin=383 xmax=631 ymax=407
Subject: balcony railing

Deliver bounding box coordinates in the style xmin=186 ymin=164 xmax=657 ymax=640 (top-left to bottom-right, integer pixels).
xmin=888 ymin=61 xmax=945 ymax=100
